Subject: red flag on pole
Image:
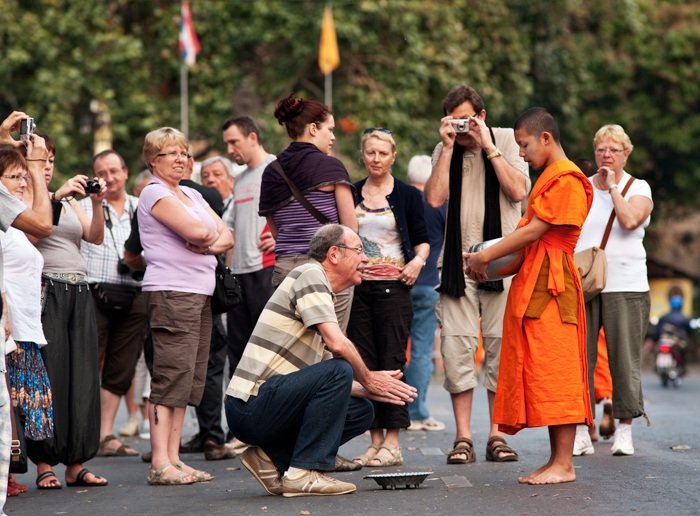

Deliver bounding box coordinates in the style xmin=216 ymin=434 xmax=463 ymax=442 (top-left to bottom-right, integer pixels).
xmin=318 ymin=6 xmax=340 ymax=75
xmin=180 ymin=1 xmax=201 ymax=67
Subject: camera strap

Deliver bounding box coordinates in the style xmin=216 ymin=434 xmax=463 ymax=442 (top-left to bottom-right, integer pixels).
xmin=102 ymin=199 xmax=134 ymax=260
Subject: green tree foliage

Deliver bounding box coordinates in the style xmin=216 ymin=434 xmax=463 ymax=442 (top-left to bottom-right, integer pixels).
xmin=1 ymin=0 xmax=700 ymax=207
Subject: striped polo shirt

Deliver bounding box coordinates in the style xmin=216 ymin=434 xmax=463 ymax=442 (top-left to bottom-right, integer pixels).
xmin=226 ymin=261 xmax=337 ymax=401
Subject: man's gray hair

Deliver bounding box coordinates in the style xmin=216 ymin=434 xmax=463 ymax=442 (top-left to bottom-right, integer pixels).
xmin=308 ymin=224 xmax=345 ymax=261
xmin=406 ymin=155 xmax=432 ymax=185
xmin=201 ymin=155 xmax=236 ymax=177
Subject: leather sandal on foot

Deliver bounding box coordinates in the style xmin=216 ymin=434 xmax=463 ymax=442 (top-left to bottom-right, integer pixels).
xmin=147 ymin=463 xmax=195 ymax=486
xmin=367 ymin=445 xmax=403 ymax=467
xmin=599 ymin=401 xmax=616 ymax=440
xmin=447 ymin=437 xmax=475 ymax=464
xmin=174 ymin=461 xmax=214 ymax=482
xmin=485 ymin=436 xmax=519 ymax=462
xmin=335 ymin=454 xmax=363 ymax=471
xmin=98 ymin=434 xmax=138 ymax=457
xmin=352 ymin=444 xmax=379 ymax=466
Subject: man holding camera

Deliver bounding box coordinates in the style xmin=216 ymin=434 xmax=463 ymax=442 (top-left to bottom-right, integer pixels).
xmin=80 ymin=149 xmax=148 ymax=458
xmin=424 ymin=85 xmax=530 ymax=464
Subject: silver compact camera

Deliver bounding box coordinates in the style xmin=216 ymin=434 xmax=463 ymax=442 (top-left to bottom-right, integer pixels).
xmin=452 ymin=118 xmax=471 ymax=134
xmin=20 ymin=117 xmax=36 ymax=142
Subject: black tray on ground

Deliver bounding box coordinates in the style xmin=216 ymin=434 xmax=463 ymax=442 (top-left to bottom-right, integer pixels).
xmin=364 ymin=471 xmax=433 ymax=490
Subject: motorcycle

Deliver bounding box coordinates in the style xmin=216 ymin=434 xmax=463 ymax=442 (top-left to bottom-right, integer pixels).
xmin=655 ymin=325 xmax=687 ymax=388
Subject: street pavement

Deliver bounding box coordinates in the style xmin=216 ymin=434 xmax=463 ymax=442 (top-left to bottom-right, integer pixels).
xmin=6 ymin=366 xmax=700 ymax=515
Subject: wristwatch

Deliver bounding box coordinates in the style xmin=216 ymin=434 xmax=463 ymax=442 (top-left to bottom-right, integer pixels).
xmin=608 ymin=183 xmax=618 ymax=193
xmin=487 ymin=149 xmax=502 ymax=160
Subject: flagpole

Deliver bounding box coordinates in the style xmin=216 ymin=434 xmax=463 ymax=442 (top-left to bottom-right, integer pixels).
xmin=180 ymin=60 xmax=189 ymax=138
xmin=325 ymin=72 xmax=332 ymax=110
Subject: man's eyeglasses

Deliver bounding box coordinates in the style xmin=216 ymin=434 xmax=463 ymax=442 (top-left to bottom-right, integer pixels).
xmin=363 ymin=127 xmax=392 ymax=135
xmin=336 ymin=244 xmax=364 ymax=255
xmin=1 ymin=174 xmax=28 ymax=182
xmin=156 ymin=151 xmax=192 ymax=160
xmin=594 ymin=147 xmax=624 ymax=155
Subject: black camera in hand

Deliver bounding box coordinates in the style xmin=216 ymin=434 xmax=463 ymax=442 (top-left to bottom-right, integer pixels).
xmin=85 ymin=179 xmax=101 ymax=194
xmin=117 ymin=258 xmax=144 ymax=281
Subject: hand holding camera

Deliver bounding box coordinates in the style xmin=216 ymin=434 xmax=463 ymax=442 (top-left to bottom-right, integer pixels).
xmin=53 ymin=175 xmax=106 ymax=201
xmin=0 ymin=111 xmax=34 ymax=148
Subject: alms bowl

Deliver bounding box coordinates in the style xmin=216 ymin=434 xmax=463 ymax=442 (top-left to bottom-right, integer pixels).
xmin=468 ymin=237 xmax=524 ymax=280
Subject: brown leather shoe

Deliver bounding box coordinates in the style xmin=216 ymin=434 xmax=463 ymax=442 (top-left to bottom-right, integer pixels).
xmin=204 ymin=439 xmax=237 ymax=461
xmin=179 ymin=434 xmax=203 ymax=454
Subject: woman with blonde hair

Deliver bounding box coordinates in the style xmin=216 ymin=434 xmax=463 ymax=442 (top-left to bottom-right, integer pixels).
xmin=573 ymin=124 xmax=653 ymax=457
xmin=349 ymin=128 xmax=429 ymax=467
xmin=138 ymin=127 xmax=232 ymax=485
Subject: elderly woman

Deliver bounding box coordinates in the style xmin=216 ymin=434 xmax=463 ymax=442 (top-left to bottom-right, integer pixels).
xmin=138 ymin=127 xmax=232 ymax=485
xmin=349 ymin=129 xmax=429 ymax=467
xmin=573 ymin=124 xmax=653 ymax=456
xmin=0 ymin=149 xmax=54 ymax=497
xmin=26 ymin=134 xmax=109 ymax=489
xmin=259 ymin=93 xmax=357 ymax=329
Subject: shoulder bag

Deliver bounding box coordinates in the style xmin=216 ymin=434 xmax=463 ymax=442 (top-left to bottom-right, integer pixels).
xmin=574 ymin=177 xmax=635 ymax=302
xmin=9 ymin=382 xmax=28 ymax=474
xmin=211 ymin=254 xmax=243 ymax=314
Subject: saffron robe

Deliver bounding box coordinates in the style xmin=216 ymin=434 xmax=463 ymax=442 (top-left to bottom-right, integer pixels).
xmin=494 ymin=160 xmax=593 ymax=434
xmin=594 ymin=329 xmax=613 ymax=403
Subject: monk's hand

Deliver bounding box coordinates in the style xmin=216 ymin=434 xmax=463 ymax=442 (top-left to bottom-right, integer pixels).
xmin=463 ymin=251 xmax=489 ymax=282
xmin=362 ymin=370 xmax=417 ymax=406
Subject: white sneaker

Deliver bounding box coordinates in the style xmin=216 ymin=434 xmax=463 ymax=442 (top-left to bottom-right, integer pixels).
xmin=611 ymin=423 xmax=634 ymax=455
xmin=119 ymin=412 xmax=140 ymax=437
xmin=138 ymin=420 xmax=150 ymax=440
xmin=573 ymin=424 xmax=595 ymax=456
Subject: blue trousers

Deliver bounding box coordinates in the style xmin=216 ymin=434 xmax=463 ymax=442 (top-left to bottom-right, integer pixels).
xmin=225 ymin=359 xmax=373 ymax=473
xmin=405 ymin=285 xmax=439 ymax=421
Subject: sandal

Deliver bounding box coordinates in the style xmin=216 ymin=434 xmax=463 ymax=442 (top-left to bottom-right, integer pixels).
xmin=66 ymin=468 xmax=109 ymax=487
xmin=335 ymin=454 xmax=363 ymax=471
xmin=36 ymin=470 xmax=63 ymax=490
xmin=599 ymin=400 xmax=616 ymax=440
xmin=352 ymin=444 xmax=380 ymax=466
xmin=98 ymin=434 xmax=139 ymax=457
xmin=147 ymin=463 xmax=195 ymax=486
xmin=366 ymin=445 xmax=403 ymax=467
xmin=485 ymin=436 xmax=519 ymax=462
xmin=447 ymin=437 xmax=475 ymax=464
xmin=174 ymin=461 xmax=214 ymax=482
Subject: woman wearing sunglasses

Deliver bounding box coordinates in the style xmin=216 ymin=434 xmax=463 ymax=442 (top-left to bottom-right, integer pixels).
xmin=259 ymin=93 xmax=357 ymax=329
xmin=349 ymin=128 xmax=429 ymax=467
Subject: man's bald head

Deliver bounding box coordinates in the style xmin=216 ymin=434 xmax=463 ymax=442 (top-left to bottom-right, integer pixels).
xmin=514 ymin=107 xmax=560 ymax=142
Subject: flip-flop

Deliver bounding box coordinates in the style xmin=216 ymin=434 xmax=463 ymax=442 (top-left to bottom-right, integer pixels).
xmin=66 ymin=468 xmax=108 ymax=487
xmin=36 ymin=471 xmax=63 ymax=490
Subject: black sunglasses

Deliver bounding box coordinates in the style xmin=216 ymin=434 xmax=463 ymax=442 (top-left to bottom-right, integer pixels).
xmin=363 ymin=127 xmax=392 ymax=135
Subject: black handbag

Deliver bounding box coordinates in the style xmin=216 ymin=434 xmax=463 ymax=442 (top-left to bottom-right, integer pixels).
xmin=92 ymin=283 xmax=139 ymax=313
xmin=211 ymin=255 xmax=242 ymax=314
xmin=9 ymin=393 xmax=28 ymax=474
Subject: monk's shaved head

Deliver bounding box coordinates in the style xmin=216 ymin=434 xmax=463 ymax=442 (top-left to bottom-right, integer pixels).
xmin=514 ymin=107 xmax=560 ymax=142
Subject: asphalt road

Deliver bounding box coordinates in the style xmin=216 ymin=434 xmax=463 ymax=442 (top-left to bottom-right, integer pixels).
xmin=6 ymin=366 xmax=700 ymax=516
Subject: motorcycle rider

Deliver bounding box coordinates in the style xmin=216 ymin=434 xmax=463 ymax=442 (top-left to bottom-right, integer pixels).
xmin=655 ymin=285 xmax=692 ymax=378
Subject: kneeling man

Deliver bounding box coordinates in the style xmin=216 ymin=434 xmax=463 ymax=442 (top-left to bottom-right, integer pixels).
xmin=225 ymin=224 xmax=416 ymax=497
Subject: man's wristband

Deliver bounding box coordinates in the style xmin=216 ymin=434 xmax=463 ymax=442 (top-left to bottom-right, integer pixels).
xmin=486 ymin=148 xmax=502 ymax=160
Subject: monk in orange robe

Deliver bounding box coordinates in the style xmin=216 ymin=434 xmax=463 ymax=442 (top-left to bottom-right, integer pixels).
xmin=465 ymin=107 xmax=593 ymax=484
xmin=591 ymin=329 xmax=614 ymax=440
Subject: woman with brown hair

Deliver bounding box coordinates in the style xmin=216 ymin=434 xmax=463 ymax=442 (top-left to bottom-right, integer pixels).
xmin=259 ymin=93 xmax=357 ymax=329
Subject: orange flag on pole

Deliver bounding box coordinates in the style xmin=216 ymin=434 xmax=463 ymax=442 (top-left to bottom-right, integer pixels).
xmin=318 ymin=6 xmax=340 ymax=75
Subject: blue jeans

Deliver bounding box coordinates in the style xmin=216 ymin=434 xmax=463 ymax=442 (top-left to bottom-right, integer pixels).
xmin=404 ymin=285 xmax=439 ymax=421
xmin=225 ymin=359 xmax=373 ymax=473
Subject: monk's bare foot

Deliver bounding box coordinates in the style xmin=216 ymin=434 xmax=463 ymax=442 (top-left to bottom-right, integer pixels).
xmin=525 ymin=464 xmax=575 ymax=485
xmin=517 ymin=461 xmax=551 ymax=484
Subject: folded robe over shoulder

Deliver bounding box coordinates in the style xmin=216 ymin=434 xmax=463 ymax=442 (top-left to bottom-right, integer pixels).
xmin=494 ymin=160 xmax=594 ymax=434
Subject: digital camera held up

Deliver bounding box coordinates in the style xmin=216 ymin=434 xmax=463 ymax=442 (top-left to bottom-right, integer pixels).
xmin=19 ymin=117 xmax=36 ymax=142
xmin=452 ymin=118 xmax=472 ymax=134
xmin=85 ymin=179 xmax=102 ymax=194
xmin=117 ymin=258 xmax=144 ymax=281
